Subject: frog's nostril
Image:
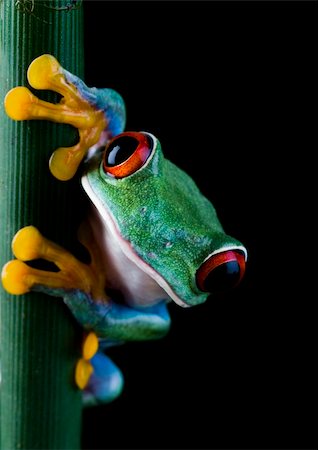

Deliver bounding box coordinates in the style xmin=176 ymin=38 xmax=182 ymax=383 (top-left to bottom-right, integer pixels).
xmin=196 ymin=250 xmax=245 ymax=293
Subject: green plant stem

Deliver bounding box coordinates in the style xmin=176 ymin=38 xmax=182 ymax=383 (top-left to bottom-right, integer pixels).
xmin=0 ymin=1 xmax=84 ymax=448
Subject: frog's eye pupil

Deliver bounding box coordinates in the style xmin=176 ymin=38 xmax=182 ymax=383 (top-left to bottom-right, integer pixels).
xmin=196 ymin=250 xmax=246 ymax=293
xmin=103 ymin=132 xmax=153 ymax=178
xmin=106 ymin=136 xmax=139 ymax=167
xmin=203 ymin=259 xmax=241 ymax=292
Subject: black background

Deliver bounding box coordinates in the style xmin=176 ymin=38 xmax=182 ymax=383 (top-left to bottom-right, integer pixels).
xmin=81 ymin=1 xmax=314 ymax=449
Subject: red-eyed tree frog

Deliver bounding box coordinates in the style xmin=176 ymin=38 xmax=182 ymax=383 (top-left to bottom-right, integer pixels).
xmin=1 ymin=55 xmax=247 ymax=406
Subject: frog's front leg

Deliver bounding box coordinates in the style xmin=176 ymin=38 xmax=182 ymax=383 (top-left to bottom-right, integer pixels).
xmin=1 ymin=225 xmax=170 ymax=400
xmin=4 ymin=54 xmax=126 ymax=180
xmin=1 ymin=225 xmax=107 ymax=301
xmin=1 ymin=224 xmax=171 ymax=341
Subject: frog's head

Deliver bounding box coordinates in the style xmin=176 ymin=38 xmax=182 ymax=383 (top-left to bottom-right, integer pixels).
xmin=82 ymin=132 xmax=247 ymax=308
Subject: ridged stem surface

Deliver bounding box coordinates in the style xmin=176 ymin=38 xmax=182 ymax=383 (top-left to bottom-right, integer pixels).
xmin=0 ymin=1 xmax=84 ymax=448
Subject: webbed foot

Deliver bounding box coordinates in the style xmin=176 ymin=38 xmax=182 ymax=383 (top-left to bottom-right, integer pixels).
xmin=1 ymin=224 xmax=107 ymax=301
xmin=1 ymin=225 xmax=111 ymax=392
xmin=4 ymin=54 xmax=125 ymax=180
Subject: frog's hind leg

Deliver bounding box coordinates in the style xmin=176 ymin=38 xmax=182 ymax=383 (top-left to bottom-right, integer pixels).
xmin=75 ymin=331 xmax=123 ymax=405
xmin=83 ymin=351 xmax=124 ymax=406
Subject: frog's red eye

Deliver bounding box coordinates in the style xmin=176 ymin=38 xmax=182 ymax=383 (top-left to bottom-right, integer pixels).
xmin=196 ymin=250 xmax=246 ymax=293
xmin=103 ymin=131 xmax=153 ymax=178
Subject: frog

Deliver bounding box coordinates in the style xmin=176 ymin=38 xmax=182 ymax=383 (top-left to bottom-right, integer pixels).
xmin=1 ymin=54 xmax=247 ymax=406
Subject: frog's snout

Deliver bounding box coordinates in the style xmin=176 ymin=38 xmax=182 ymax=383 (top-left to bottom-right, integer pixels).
xmin=196 ymin=250 xmax=246 ymax=294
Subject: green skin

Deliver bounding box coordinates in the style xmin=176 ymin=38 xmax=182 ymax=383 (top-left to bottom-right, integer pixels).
xmin=83 ymin=133 xmax=246 ymax=308
xmin=29 ymin=134 xmax=247 ymax=403
xmin=65 ymin=65 xmax=247 ymax=310
xmin=4 ymin=65 xmax=247 ymax=403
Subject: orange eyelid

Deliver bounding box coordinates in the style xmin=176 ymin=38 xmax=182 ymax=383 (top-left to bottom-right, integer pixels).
xmin=196 ymin=250 xmax=245 ymax=292
xmin=103 ymin=132 xmax=152 ymax=178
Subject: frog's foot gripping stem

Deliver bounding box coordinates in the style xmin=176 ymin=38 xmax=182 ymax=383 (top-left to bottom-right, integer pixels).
xmin=1 ymin=224 xmax=112 ymax=392
xmin=4 ymin=54 xmax=125 ymax=181
xmin=1 ymin=224 xmax=107 ymax=301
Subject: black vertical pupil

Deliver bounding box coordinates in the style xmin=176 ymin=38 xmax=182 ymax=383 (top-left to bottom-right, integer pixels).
xmin=204 ymin=261 xmax=241 ymax=292
xmin=105 ymin=136 xmax=139 ymax=167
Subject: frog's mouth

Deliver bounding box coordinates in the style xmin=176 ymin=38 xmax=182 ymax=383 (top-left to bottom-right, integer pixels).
xmin=82 ymin=174 xmax=190 ymax=308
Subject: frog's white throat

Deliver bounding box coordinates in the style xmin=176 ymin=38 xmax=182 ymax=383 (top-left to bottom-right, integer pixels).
xmin=81 ymin=174 xmax=189 ymax=308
